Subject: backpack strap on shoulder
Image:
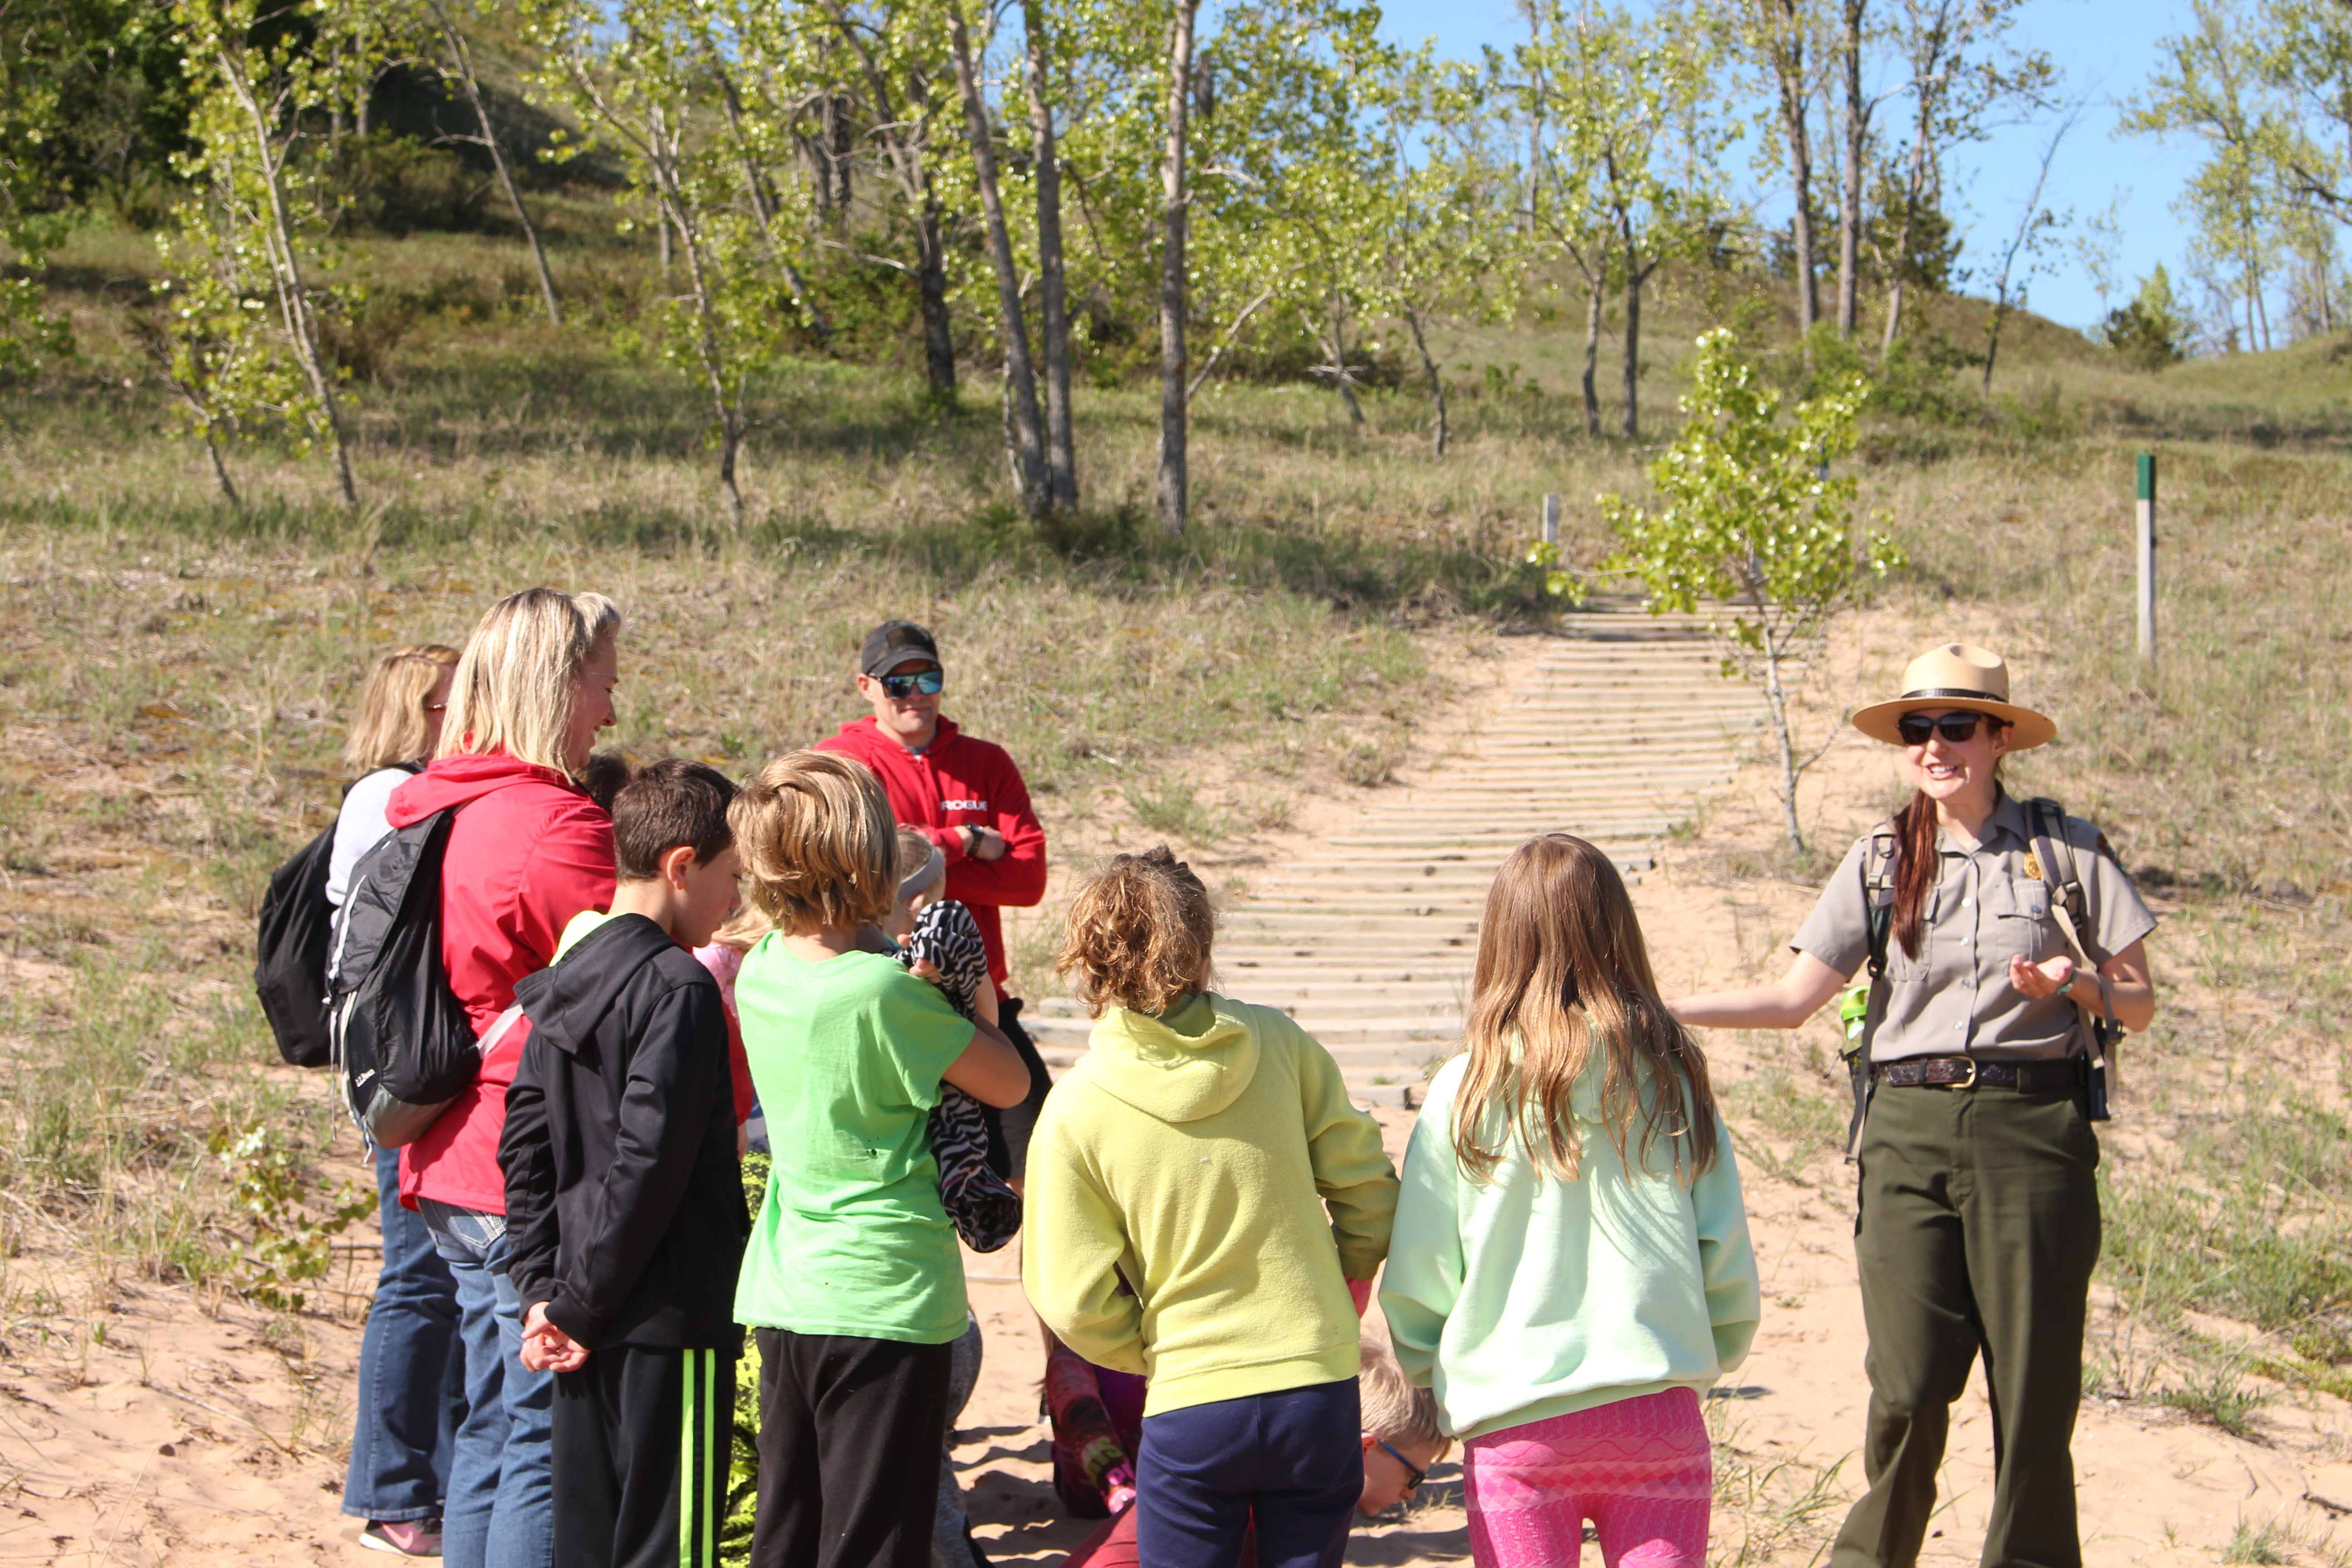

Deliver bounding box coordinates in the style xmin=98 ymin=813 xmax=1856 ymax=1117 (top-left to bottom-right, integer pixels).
xmin=1862 ymin=823 xmax=1899 ymax=981
xmin=1842 ymin=820 xmax=1901 ymax=1162
xmin=2024 ymin=797 xmax=2102 ymax=970
xmin=2024 ymin=796 xmax=2120 ymax=1120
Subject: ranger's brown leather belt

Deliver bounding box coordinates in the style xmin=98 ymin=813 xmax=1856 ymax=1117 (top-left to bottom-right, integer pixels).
xmin=1873 ymin=1056 xmax=2087 ymax=1091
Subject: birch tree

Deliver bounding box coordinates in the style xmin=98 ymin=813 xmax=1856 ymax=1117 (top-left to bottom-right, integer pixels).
xmin=942 ymin=0 xmax=1049 ymax=511
xmin=534 ymin=0 xmax=803 ymax=523
xmin=1602 ymin=327 xmax=1901 ymax=855
xmin=1526 ymin=0 xmax=1727 ymax=439
xmin=1021 ymin=0 xmax=1078 ymax=509
xmin=1876 ymin=0 xmax=2049 ymax=350
xmin=170 ymin=0 xmax=378 ymax=511
xmin=1732 ymin=0 xmax=1824 ymax=333
xmin=1380 ymin=50 xmax=1517 ymax=456
xmin=420 ymin=0 xmax=562 ymax=327
xmin=1157 ymin=0 xmax=1201 ymax=530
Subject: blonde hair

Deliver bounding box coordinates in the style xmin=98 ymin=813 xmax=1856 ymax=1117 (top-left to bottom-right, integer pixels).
xmin=1454 ymin=834 xmax=1719 ymax=1186
xmin=441 ymin=588 xmax=622 ymax=773
xmin=1358 ymin=1339 xmax=1449 ymax=1458
xmin=343 ymin=643 xmax=459 ymax=773
xmin=1057 ymin=846 xmax=1213 ymax=1017
xmin=731 ymin=751 xmax=897 ymax=934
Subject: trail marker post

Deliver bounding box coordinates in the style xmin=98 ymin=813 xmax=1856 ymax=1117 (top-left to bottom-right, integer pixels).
xmin=1542 ymin=493 xmax=1559 ymax=548
xmin=2136 ymin=454 xmax=2157 ymax=664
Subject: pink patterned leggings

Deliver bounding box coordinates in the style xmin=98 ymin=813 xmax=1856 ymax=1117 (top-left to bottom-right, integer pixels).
xmin=1462 ymin=1387 xmax=1712 ymax=1568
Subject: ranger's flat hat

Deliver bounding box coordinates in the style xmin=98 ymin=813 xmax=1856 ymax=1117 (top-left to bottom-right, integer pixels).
xmin=1851 ymin=642 xmax=2057 ymax=750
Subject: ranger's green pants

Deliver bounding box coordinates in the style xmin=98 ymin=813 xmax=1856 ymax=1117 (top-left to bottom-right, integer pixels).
xmin=1830 ymin=1082 xmax=2102 ymax=1568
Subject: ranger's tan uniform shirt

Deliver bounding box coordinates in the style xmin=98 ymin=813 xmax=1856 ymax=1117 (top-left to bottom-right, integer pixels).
xmin=1791 ymin=794 xmax=2157 ymax=1063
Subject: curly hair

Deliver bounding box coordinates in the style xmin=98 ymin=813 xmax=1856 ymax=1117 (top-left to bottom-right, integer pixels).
xmin=729 ymin=750 xmax=897 ymax=935
xmin=1056 ymin=845 xmax=1215 ymax=1017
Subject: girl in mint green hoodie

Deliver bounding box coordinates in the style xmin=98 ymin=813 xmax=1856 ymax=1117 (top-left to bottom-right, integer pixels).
xmin=1381 ymin=834 xmax=1759 ymax=1568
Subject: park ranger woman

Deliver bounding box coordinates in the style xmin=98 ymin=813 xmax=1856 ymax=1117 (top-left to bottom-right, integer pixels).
xmin=1669 ymin=643 xmax=2157 ymax=1568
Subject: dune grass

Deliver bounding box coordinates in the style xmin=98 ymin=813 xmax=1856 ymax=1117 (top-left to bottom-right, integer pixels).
xmin=9 ymin=215 xmax=2352 ymax=1436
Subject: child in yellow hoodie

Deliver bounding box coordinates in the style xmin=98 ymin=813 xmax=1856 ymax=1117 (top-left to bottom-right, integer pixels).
xmin=1024 ymin=846 xmax=1399 ymax=1568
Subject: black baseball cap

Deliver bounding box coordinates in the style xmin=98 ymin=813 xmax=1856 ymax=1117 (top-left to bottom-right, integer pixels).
xmin=859 ymin=620 xmax=941 ymax=676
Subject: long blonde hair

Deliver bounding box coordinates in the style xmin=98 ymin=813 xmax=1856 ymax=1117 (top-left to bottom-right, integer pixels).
xmin=342 ymin=643 xmax=458 ymax=773
xmin=1453 ymin=834 xmax=1719 ymax=1184
xmin=730 ymin=751 xmax=897 ymax=934
xmin=440 ymin=588 xmax=621 ymax=773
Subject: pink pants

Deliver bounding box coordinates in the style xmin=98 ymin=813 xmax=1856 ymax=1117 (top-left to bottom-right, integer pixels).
xmin=1463 ymin=1387 xmax=1712 ymax=1568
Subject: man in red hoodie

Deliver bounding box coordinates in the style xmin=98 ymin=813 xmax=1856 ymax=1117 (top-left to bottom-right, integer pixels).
xmin=817 ymin=619 xmax=1052 ymax=1180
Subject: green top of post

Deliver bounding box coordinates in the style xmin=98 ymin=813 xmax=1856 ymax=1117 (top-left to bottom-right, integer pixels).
xmin=2136 ymin=452 xmax=2156 ymax=501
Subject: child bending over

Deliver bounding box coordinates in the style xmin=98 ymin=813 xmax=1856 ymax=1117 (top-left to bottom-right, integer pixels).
xmin=1049 ymin=1338 xmax=1450 ymax=1568
xmin=1024 ymin=846 xmax=1399 ymax=1568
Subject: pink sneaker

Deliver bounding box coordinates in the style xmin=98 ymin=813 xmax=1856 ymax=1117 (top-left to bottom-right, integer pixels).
xmin=359 ymin=1519 xmax=443 ymax=1557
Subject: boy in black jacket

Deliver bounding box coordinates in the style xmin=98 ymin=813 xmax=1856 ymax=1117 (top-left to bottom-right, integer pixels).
xmin=500 ymin=759 xmax=748 ymax=1568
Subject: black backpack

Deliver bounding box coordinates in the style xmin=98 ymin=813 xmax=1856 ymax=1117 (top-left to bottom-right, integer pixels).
xmin=253 ymin=766 xmax=423 ymax=1069
xmin=254 ymin=823 xmax=341 ymax=1067
xmin=327 ymin=807 xmax=495 ymax=1147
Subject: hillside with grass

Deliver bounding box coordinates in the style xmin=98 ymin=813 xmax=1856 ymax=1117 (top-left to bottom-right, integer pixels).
xmin=7 ymin=207 xmax=2352 ymax=1560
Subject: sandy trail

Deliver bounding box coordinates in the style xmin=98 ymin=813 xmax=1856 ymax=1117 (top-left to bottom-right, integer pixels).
xmin=7 ymin=615 xmax=2352 ymax=1566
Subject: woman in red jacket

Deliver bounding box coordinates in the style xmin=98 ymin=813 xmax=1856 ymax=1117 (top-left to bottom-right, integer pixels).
xmin=383 ymin=588 xmax=621 ymax=1568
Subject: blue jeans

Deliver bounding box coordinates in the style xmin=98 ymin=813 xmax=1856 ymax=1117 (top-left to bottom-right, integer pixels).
xmin=422 ymin=1200 xmax=554 ymax=1568
xmin=343 ymin=1146 xmax=462 ymax=1523
xmin=1136 ymin=1378 xmax=1362 ymax=1568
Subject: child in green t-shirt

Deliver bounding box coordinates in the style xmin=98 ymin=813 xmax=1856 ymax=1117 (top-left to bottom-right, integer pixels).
xmin=727 ymin=750 xmax=1031 ymax=1568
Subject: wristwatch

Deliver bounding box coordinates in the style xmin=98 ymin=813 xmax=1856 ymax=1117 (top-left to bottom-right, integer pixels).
xmin=959 ymin=824 xmax=979 ymax=855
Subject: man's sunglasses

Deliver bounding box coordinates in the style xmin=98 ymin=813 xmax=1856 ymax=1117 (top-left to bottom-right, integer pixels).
xmin=1897 ymin=711 xmax=2007 ymax=747
xmin=1376 ymin=1437 xmax=1427 ymax=1493
xmin=876 ymin=668 xmax=944 ymax=699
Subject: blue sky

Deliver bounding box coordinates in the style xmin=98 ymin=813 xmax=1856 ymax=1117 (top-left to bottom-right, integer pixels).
xmin=1372 ymin=0 xmax=2204 ymax=333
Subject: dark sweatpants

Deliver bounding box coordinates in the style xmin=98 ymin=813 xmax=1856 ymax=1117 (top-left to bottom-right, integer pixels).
xmin=749 ymin=1328 xmax=953 ymax=1568
xmin=1135 ymin=1377 xmax=1362 ymax=1568
xmin=1831 ymin=1083 xmax=2102 ymax=1568
xmin=550 ymin=1343 xmax=734 ymax=1568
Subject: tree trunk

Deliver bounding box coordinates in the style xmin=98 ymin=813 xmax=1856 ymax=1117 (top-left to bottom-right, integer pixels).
xmin=813 ymin=6 xmax=954 ymax=397
xmin=1760 ymin=616 xmax=1806 ymax=854
xmin=946 ymin=0 xmax=1046 ymax=512
xmin=1580 ymin=262 xmax=1604 ymax=436
xmin=651 ymin=112 xmax=745 ymax=525
xmin=1023 ymin=0 xmax=1077 ymax=511
xmin=1879 ymin=123 xmax=1931 ymax=353
xmin=1405 ymin=305 xmax=1446 ymax=456
xmin=221 ymin=56 xmax=357 ymax=511
xmin=1324 ymin=303 xmax=1365 ymax=429
xmin=1157 ymin=0 xmax=1200 ymax=533
xmin=1837 ymin=0 xmax=1867 ymax=338
xmin=203 ymin=428 xmax=239 ymax=507
xmin=433 ymin=4 xmax=561 ymax=328
xmin=1622 ymin=256 xmax=1642 ymax=441
xmin=1981 ymin=290 xmax=2007 ymax=393
xmin=1762 ymin=0 xmax=1819 ymax=334
xmin=913 ymin=182 xmax=956 ymax=395
xmin=816 ymin=93 xmax=842 ymax=222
